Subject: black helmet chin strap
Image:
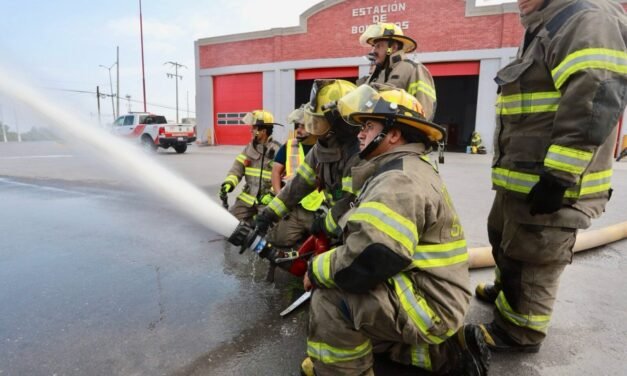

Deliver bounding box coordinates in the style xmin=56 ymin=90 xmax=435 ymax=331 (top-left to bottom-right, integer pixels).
xmin=359 ymin=115 xmax=394 ymax=159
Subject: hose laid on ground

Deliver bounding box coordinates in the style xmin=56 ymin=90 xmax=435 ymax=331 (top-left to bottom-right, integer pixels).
xmin=468 ymin=221 xmax=627 ymax=269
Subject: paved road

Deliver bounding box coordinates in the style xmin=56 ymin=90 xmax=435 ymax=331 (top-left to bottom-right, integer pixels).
xmin=0 ymin=141 xmax=625 ymax=375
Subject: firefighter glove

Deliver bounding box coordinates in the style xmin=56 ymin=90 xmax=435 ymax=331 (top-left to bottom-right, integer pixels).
xmin=310 ymin=212 xmax=325 ymax=236
xmin=260 ymin=192 xmax=275 ymax=206
xmin=254 ymin=211 xmax=274 ymax=236
xmin=220 ymin=182 xmax=234 ymax=194
xmin=527 ymin=174 xmax=568 ymax=215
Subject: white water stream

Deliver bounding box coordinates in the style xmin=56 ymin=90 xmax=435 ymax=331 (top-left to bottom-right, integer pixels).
xmin=0 ymin=67 xmax=239 ymax=238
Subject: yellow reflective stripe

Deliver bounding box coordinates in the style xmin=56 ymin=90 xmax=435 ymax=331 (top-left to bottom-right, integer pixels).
xmin=307 ymin=339 xmax=372 ymax=364
xmin=312 ymin=249 xmax=337 ymax=288
xmin=545 ymin=145 xmax=592 ymax=175
xmin=285 ymin=139 xmax=304 ymax=179
xmin=341 ymin=176 xmax=354 ymax=194
xmin=410 ymin=344 xmax=432 ymax=370
xmin=412 ymin=239 xmax=468 ymax=268
xmin=237 ymin=192 xmax=257 ymax=206
xmin=492 ymin=167 xmax=539 ymax=194
xmin=224 ymin=175 xmax=239 ymax=187
xmin=390 ymin=274 xmax=447 ymax=344
xmin=236 ymin=154 xmax=247 ymax=164
xmin=495 ymin=292 xmax=551 ymax=333
xmin=564 ymin=169 xmax=613 ymax=198
xmin=408 ymin=80 xmax=437 ymax=100
xmin=324 ymin=212 xmax=341 ymax=236
xmin=296 ymin=161 xmax=316 ymax=186
xmin=348 ymin=202 xmax=418 ymax=255
xmin=552 ymin=48 xmax=627 ymax=89
xmin=268 ymin=197 xmax=288 ymax=217
xmin=496 ymin=91 xmax=560 ymax=115
xmin=300 ymin=190 xmax=325 ymax=211
xmin=244 ymin=167 xmax=272 ymax=180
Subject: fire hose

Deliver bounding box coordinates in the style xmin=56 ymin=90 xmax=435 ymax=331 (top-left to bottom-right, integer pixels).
xmin=468 ymin=221 xmax=627 ymax=269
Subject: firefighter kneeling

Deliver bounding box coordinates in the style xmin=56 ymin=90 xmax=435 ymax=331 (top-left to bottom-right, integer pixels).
xmin=301 ymin=85 xmax=490 ymax=376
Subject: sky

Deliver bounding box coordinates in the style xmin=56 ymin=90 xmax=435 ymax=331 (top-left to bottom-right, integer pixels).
xmin=0 ymin=0 xmax=321 ymax=132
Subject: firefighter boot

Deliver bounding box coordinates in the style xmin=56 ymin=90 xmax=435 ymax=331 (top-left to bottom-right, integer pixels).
xmin=300 ymin=357 xmax=315 ymax=376
xmin=456 ymin=324 xmax=491 ymax=376
xmin=479 ymin=322 xmax=541 ymax=353
xmin=475 ymin=283 xmax=500 ymax=304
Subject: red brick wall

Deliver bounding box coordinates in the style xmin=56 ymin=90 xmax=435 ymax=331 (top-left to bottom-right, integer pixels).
xmin=199 ymin=0 xmax=526 ymax=69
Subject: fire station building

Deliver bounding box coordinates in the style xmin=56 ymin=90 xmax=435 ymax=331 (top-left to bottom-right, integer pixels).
xmin=194 ymin=0 xmax=627 ymax=154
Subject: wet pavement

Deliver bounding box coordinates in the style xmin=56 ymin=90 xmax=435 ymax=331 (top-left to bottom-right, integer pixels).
xmin=1 ymin=141 xmax=626 ymax=375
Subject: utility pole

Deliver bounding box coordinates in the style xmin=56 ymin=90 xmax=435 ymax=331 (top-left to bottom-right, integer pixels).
xmin=96 ymin=86 xmax=102 ymax=126
xmin=125 ymin=95 xmax=132 ymax=113
xmin=164 ymin=61 xmax=186 ymax=123
xmin=99 ymin=63 xmax=116 ymax=119
xmin=13 ymin=107 xmax=21 ymax=142
xmin=116 ymin=46 xmax=120 ymax=118
xmin=139 ymin=0 xmax=147 ymax=112
xmin=0 ymin=104 xmax=7 ymax=142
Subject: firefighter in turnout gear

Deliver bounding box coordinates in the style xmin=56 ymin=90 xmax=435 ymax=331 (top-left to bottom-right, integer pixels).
xmin=255 ymin=79 xmax=362 ymax=244
xmin=219 ymin=110 xmax=281 ymax=224
xmin=476 ymin=0 xmax=627 ymax=353
xmin=301 ymin=85 xmax=490 ymax=376
xmin=266 ymin=106 xmax=323 ymax=250
xmin=360 ymin=22 xmax=437 ymax=120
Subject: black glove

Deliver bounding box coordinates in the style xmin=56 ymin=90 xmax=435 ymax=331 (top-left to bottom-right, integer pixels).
xmin=310 ymin=212 xmax=325 ymax=235
xmin=228 ymin=221 xmax=254 ymax=248
xmin=254 ymin=211 xmax=274 ymax=236
xmin=527 ymin=174 xmax=568 ymax=215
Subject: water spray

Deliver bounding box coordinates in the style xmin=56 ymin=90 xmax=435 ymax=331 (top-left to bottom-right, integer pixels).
xmin=0 ymin=66 xmax=239 ymax=238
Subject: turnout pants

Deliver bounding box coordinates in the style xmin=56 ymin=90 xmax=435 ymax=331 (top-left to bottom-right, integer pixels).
xmin=308 ymin=285 xmax=461 ymax=376
xmin=229 ymin=199 xmax=260 ymax=225
xmin=487 ymin=191 xmax=587 ymax=345
xmin=267 ymin=205 xmax=315 ymax=249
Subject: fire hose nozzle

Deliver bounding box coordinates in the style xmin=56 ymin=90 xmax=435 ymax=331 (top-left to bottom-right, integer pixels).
xmin=227 ymin=221 xmax=272 ymax=257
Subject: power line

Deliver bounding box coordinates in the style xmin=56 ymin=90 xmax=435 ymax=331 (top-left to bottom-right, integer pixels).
xmin=43 ymin=86 xmax=196 ymax=114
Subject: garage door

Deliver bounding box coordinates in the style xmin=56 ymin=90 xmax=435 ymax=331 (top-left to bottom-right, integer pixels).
xmin=213 ymin=73 xmax=262 ymax=145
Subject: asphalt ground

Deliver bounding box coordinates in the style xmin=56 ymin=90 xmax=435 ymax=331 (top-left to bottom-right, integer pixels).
xmin=1 ymin=141 xmax=626 ymax=375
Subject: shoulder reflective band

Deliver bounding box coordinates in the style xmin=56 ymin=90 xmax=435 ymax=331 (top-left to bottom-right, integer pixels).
xmin=236 ymin=153 xmax=247 ymax=164
xmin=224 ymin=174 xmax=239 ymax=187
xmin=311 ymin=248 xmax=337 ymax=288
xmin=495 ymin=291 xmax=550 ymax=333
xmin=268 ymin=196 xmax=289 ymax=218
xmin=348 ymin=201 xmax=418 ymax=255
xmin=408 ymin=80 xmax=437 ymax=101
xmin=412 ymin=239 xmax=468 ymax=269
xmin=496 ymin=91 xmax=560 ymax=115
xmin=552 ymin=48 xmax=627 ymax=89
xmin=307 ymin=339 xmax=372 ymax=365
xmin=544 ymin=144 xmax=593 ymax=175
xmin=296 ymin=161 xmax=316 ymax=186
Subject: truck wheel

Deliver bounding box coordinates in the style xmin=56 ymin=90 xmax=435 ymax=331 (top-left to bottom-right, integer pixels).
xmin=142 ymin=136 xmax=157 ymax=152
xmin=174 ymin=144 xmax=187 ymax=154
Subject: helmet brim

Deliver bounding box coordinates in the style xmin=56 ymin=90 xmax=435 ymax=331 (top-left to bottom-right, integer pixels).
xmin=350 ymin=113 xmax=444 ymax=142
xmin=368 ymin=35 xmax=417 ymax=53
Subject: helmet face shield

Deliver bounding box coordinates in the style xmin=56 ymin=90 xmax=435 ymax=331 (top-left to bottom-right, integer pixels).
xmin=337 ymin=84 xmax=380 ymax=127
xmin=243 ymin=110 xmax=274 ymax=126
xmin=303 ymin=107 xmax=331 ymax=136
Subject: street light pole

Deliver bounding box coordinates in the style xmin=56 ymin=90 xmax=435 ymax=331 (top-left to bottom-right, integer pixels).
xmin=99 ymin=63 xmax=116 ymax=120
xmin=164 ymin=61 xmax=186 ymax=123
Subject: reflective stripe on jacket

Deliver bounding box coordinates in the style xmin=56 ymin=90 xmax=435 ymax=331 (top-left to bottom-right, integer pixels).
xmin=310 ymin=143 xmax=471 ymax=342
xmin=492 ymin=0 xmax=626 ymax=220
xmin=284 ymin=138 xmax=325 ymax=211
xmin=222 ymin=139 xmax=280 ymax=207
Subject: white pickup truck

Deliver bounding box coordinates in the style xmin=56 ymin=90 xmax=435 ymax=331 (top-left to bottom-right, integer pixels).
xmin=111 ymin=112 xmax=196 ymax=154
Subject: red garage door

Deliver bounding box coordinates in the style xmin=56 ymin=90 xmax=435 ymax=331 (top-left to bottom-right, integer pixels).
xmin=214 ymin=73 xmax=262 ymax=145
